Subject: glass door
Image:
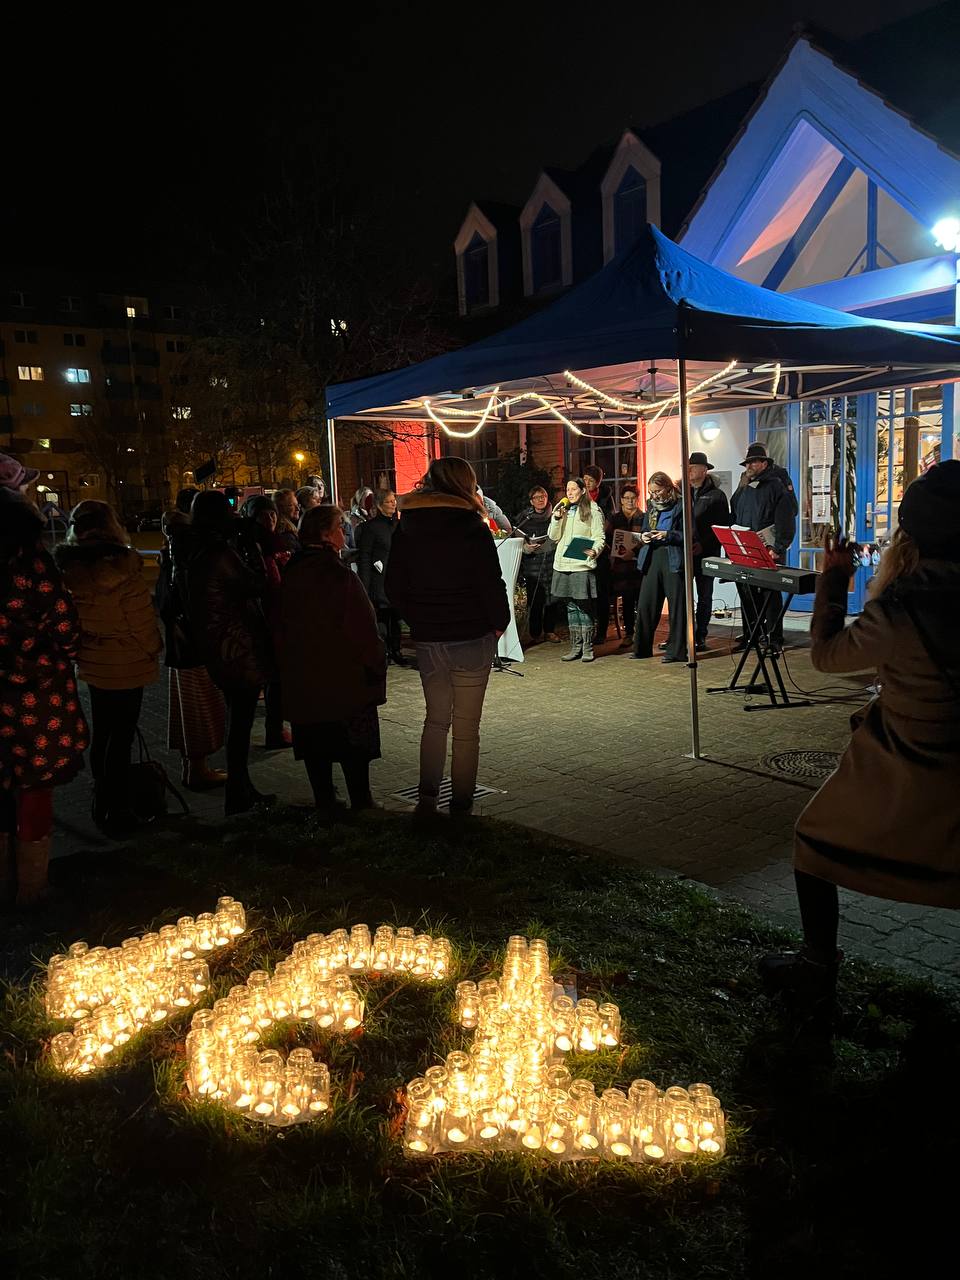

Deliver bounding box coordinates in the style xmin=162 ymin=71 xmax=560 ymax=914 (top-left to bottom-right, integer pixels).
xmin=872 ymin=385 xmax=942 ymax=543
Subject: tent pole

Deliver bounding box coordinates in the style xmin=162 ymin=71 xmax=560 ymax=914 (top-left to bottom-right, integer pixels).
xmin=676 ymin=356 xmax=701 ymax=760
xmin=325 ymin=417 xmax=339 ymax=504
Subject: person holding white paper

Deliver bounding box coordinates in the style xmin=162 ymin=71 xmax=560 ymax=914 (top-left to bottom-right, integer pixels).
xmin=548 ymin=478 xmax=605 ymax=664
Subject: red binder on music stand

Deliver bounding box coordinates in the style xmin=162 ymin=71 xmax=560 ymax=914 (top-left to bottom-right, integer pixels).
xmin=712 ymin=526 xmax=778 ymax=569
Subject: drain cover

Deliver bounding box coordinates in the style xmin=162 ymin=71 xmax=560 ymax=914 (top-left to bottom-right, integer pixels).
xmin=392 ymin=778 xmax=503 ymax=810
xmin=760 ymin=750 xmax=841 ymax=780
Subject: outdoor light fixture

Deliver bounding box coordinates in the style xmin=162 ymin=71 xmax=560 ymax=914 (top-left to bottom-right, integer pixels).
xmin=293 ymin=451 xmax=305 ymax=463
xmin=45 ymin=897 xmax=246 ymax=1075
xmin=701 ymin=422 xmax=721 ymax=443
xmin=185 ymin=922 xmax=453 ymax=1127
xmin=403 ymin=934 xmax=725 ymax=1162
xmin=932 ymin=217 xmax=960 ymax=252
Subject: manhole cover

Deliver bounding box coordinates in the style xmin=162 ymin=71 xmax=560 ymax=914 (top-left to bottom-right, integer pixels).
xmin=760 ymin=750 xmax=841 ymax=780
xmin=392 ymin=778 xmax=503 ymax=810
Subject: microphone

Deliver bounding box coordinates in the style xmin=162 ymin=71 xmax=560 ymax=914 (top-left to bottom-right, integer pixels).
xmin=552 ymin=497 xmax=570 ymax=520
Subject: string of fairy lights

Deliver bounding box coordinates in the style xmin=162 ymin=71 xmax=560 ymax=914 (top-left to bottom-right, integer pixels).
xmin=419 ymin=359 xmax=785 ymax=442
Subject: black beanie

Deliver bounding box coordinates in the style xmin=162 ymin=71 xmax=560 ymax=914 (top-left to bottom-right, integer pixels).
xmin=898 ymin=459 xmax=960 ymax=559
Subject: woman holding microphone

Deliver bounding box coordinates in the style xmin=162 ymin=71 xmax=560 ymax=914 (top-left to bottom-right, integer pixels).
xmin=548 ymin=477 xmax=606 ymax=664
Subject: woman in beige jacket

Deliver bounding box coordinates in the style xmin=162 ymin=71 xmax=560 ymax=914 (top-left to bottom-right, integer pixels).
xmin=548 ymin=478 xmax=606 ymax=664
xmin=760 ymin=461 xmax=960 ymax=1032
xmin=55 ymin=501 xmax=161 ymax=837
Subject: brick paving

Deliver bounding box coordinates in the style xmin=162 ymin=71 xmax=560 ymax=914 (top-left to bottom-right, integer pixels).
xmin=54 ymin=619 xmax=959 ymax=989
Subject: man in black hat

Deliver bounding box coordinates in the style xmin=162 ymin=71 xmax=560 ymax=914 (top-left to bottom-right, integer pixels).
xmin=738 ymin=443 xmax=798 ymax=514
xmin=687 ymin=452 xmax=730 ymax=651
xmin=730 ymin=445 xmax=797 ymax=649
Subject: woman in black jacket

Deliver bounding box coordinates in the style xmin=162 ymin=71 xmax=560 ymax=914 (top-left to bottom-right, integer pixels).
xmin=357 ymin=490 xmax=404 ymax=665
xmin=606 ymin=485 xmax=645 ymax=646
xmin=630 ymin=472 xmax=687 ymax=663
xmin=385 ymin=457 xmax=510 ymax=818
xmin=513 ymin=485 xmax=559 ymax=644
xmin=173 ymin=491 xmax=274 ymax=815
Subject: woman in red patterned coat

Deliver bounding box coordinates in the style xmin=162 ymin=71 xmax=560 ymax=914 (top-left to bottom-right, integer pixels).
xmin=0 ymin=491 xmax=88 ymax=906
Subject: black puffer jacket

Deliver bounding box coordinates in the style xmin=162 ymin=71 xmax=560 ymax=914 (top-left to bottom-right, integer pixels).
xmin=513 ymin=504 xmax=556 ymax=583
xmin=172 ymin=524 xmax=272 ymax=692
xmin=730 ymin=468 xmax=796 ymax=559
xmin=690 ymin=475 xmax=730 ymax=558
xmin=385 ymin=492 xmax=510 ymax=642
xmin=357 ymin=511 xmax=398 ymax=610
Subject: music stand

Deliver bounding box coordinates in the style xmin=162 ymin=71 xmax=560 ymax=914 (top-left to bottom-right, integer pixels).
xmin=707 ymin=527 xmax=811 ymax=711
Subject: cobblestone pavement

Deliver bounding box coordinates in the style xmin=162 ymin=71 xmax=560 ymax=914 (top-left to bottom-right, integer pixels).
xmin=54 ymin=620 xmax=959 ymax=989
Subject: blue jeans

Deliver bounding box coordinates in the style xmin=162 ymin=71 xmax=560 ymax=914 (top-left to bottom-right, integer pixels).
xmin=414 ymin=633 xmax=496 ymax=810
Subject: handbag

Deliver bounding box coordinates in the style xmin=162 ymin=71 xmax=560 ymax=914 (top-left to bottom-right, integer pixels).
xmin=128 ymin=730 xmax=189 ymax=824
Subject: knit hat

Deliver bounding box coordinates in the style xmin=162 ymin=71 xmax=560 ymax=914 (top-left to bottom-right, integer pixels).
xmin=898 ymin=459 xmax=960 ymax=560
xmin=0 ymin=452 xmax=39 ymax=491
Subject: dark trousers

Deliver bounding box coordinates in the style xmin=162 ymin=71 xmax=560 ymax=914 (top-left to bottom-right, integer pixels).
xmin=795 ymin=870 xmax=840 ymax=961
xmin=523 ymin=574 xmax=557 ymax=638
xmin=611 ymin=583 xmax=640 ymax=637
xmin=264 ymin=682 xmax=285 ymax=741
xmin=593 ymin=553 xmax=611 ymax=640
xmin=634 ymin=549 xmax=686 ymax=658
xmin=88 ymin=686 xmax=144 ymax=809
xmin=225 ymin=686 xmax=260 ymax=790
xmin=377 ymin=607 xmax=403 ymax=658
xmin=738 ymin=584 xmax=785 ymax=648
xmin=693 ymin=561 xmax=714 ymax=644
xmin=303 ymin=754 xmax=372 ymax=809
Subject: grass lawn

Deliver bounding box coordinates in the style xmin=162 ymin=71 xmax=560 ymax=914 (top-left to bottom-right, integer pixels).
xmin=1 ymin=807 xmax=957 ymax=1280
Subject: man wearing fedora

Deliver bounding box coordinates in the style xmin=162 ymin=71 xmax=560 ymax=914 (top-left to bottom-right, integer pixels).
xmin=687 ymin=452 xmax=730 ymax=651
xmin=730 ymin=445 xmax=797 ymax=649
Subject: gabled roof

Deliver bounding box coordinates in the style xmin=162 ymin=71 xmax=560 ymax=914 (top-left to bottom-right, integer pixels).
xmin=474 ymin=201 xmax=521 ymax=232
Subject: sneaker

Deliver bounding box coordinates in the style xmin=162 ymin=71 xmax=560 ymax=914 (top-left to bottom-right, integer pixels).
xmin=657 ymin=642 xmax=668 ymax=651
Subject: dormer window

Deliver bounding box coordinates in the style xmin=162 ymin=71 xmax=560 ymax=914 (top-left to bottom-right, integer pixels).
xmin=464 ymin=233 xmax=490 ymax=309
xmin=531 ymin=205 xmax=563 ymax=292
xmin=614 ymin=168 xmax=647 ymax=254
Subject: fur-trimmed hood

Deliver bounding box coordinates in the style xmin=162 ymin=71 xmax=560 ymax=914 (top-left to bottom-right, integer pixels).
xmin=54 ymin=540 xmax=142 ymax=593
xmin=398 ymin=490 xmax=479 ymax=514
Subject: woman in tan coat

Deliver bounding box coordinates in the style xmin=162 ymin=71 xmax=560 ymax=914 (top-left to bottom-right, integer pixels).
xmin=56 ymin=501 xmax=161 ymax=837
xmin=761 ymin=461 xmax=960 ymax=1027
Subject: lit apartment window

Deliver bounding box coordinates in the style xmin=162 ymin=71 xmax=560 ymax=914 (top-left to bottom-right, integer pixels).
xmin=58 ymin=295 xmax=81 ymax=311
xmin=69 ymin=403 xmax=94 ymax=417
xmin=65 ymin=368 xmax=91 ymax=384
xmin=14 ymin=329 xmax=38 ymax=343
xmin=166 ymin=339 xmax=187 ymax=353
xmin=18 ymin=365 xmax=43 ymax=381
xmin=330 ymin=318 xmax=349 ymax=337
xmin=126 ymin=306 xmax=136 ymax=318
xmin=63 ymin=333 xmax=86 ymax=347
xmin=172 ymin=406 xmax=192 ymax=419
xmin=37 ymin=438 xmax=51 ymax=450
xmin=209 ymin=375 xmax=228 ymax=387
xmin=124 ymin=296 xmax=148 ymax=317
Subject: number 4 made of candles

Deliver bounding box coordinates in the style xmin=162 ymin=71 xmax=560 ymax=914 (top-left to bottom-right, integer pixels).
xmin=403 ymin=934 xmax=726 ymax=1164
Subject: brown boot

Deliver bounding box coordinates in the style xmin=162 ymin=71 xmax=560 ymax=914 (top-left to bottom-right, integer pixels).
xmin=0 ymin=832 xmax=13 ymax=905
xmin=182 ymin=757 xmax=228 ymax=791
xmin=15 ymin=836 xmax=50 ymax=908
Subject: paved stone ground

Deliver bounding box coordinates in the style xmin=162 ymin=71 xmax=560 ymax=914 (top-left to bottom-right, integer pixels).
xmin=53 ymin=616 xmax=959 ymax=989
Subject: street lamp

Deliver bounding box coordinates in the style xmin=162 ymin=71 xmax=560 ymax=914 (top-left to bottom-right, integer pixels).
xmin=932 ymin=217 xmax=960 ymax=252
xmin=293 ymin=451 xmax=305 ymax=464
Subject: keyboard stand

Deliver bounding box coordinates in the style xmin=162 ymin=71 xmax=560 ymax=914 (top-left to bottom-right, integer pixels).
xmin=706 ymin=588 xmax=812 ymax=711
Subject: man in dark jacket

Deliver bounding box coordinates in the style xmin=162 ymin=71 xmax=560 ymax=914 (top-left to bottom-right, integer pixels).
xmin=688 ymin=453 xmax=730 ymax=650
xmin=730 ymin=446 xmax=797 ymax=649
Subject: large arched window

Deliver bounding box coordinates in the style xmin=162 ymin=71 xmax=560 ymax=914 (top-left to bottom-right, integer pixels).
xmin=531 ymin=205 xmax=563 ymax=292
xmin=614 ymin=168 xmax=647 ymax=254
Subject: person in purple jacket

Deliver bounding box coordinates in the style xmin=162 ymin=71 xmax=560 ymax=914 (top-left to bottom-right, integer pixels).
xmin=385 ymin=457 xmax=509 ymax=819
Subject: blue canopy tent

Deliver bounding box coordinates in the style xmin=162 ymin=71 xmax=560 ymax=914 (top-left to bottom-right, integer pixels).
xmin=325 ymin=225 xmax=960 ymax=757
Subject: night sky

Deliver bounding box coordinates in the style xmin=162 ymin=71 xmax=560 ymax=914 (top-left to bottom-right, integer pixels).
xmin=3 ymin=0 xmax=942 ymax=285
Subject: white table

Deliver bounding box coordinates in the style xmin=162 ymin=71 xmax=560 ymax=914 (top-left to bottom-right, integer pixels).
xmin=496 ymin=536 xmax=524 ymax=662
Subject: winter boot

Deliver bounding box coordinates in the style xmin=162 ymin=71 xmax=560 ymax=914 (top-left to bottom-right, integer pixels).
xmin=561 ymin=627 xmax=584 ymax=661
xmin=581 ymin=629 xmax=596 ymax=663
xmin=758 ymin=947 xmax=843 ymax=1034
xmin=15 ymin=836 xmax=50 ymax=908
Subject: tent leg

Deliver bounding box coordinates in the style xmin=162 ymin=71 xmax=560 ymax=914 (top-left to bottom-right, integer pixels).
xmin=326 ymin=417 xmax=339 ymax=505
xmin=677 ymin=358 xmax=701 ymax=760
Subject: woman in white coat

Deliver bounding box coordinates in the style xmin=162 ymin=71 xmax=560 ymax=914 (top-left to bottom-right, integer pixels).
xmin=548 ymin=478 xmax=606 ymax=664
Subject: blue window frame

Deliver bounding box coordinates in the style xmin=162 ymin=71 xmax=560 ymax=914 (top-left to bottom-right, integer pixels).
xmin=613 ymin=167 xmax=647 ymax=253
xmin=531 ymin=205 xmax=562 ymax=292
xmin=463 ymin=233 xmax=490 ymax=309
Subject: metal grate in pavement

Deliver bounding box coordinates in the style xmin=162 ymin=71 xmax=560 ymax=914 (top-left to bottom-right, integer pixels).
xmin=392 ymin=779 xmax=504 ymax=810
xmin=759 ymin=750 xmax=841 ymax=780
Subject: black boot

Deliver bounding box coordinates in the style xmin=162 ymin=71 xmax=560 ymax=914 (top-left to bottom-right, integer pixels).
xmin=758 ymin=947 xmax=842 ymax=1033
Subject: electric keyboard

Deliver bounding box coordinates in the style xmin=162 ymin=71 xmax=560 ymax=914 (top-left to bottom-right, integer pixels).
xmin=701 ymin=558 xmax=818 ymax=595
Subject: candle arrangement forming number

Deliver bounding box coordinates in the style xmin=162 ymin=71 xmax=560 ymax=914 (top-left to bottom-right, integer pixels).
xmin=45 ymin=897 xmax=246 ymax=1076
xmin=403 ymin=934 xmax=726 ymax=1162
xmin=186 ymin=923 xmax=453 ymax=1127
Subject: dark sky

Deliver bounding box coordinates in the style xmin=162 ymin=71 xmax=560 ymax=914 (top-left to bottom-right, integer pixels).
xmin=3 ymin=0 xmax=943 ymax=284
